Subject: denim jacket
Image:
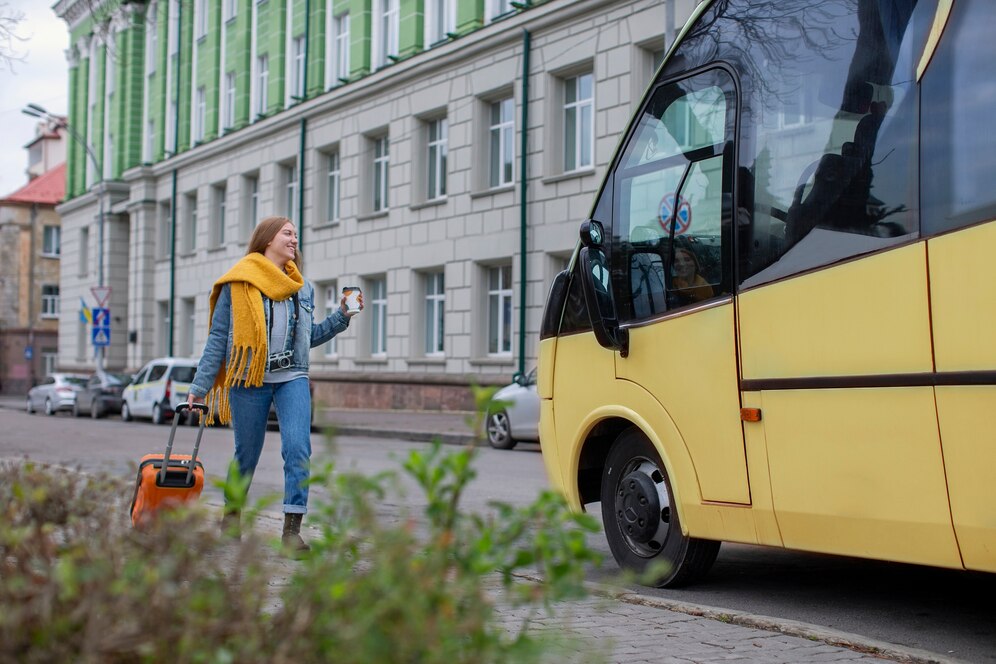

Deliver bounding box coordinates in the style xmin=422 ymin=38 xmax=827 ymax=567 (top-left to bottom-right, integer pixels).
xmin=189 ymin=280 xmax=349 ymax=398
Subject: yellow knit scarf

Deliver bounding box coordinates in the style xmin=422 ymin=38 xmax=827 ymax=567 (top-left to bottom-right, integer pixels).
xmin=204 ymin=253 xmax=303 ymax=424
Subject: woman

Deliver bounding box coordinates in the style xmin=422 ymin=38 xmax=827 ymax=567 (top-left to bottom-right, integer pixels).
xmin=670 ymin=246 xmax=714 ymax=304
xmin=187 ymin=216 xmax=361 ymax=552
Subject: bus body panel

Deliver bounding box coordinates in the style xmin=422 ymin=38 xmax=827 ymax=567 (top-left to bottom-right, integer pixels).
xmin=738 ymin=244 xmax=960 ymax=568
xmin=929 ymin=221 xmax=996 ymax=572
xmin=618 ymin=302 xmax=749 ymax=504
xmin=738 ymin=244 xmax=933 ymax=380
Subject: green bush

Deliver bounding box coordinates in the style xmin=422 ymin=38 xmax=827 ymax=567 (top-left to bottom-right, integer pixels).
xmin=0 ymin=416 xmax=602 ymax=663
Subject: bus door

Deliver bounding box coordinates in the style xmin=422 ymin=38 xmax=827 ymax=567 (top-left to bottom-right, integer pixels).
xmin=734 ymin=0 xmax=960 ymax=568
xmin=919 ymin=0 xmax=996 ymax=574
xmin=607 ymin=68 xmax=749 ymax=506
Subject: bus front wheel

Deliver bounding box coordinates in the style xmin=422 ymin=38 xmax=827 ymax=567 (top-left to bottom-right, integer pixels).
xmin=600 ymin=428 xmax=720 ymax=588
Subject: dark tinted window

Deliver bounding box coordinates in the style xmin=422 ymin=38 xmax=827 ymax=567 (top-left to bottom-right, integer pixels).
xmin=108 ymin=373 xmax=131 ymax=385
xmin=610 ymin=68 xmax=735 ymax=322
xmin=63 ymin=376 xmax=88 ymax=387
xmin=668 ymin=1 xmax=924 ymax=288
xmin=170 ymin=366 xmax=196 ymax=383
xmin=147 ymin=365 xmax=168 ymax=382
xmin=921 ymin=0 xmax=996 ymax=235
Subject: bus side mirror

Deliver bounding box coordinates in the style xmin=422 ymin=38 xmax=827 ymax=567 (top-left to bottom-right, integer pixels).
xmin=578 ymin=220 xmax=629 ymax=357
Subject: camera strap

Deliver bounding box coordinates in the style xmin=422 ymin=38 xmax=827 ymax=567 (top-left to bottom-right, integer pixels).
xmin=267 ymin=293 xmax=300 ymax=354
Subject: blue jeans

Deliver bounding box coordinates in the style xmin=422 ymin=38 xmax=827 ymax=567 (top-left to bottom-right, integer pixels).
xmin=228 ymin=377 xmax=312 ymax=514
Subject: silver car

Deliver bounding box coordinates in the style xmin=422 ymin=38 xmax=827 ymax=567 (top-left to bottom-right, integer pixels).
xmin=485 ymin=368 xmax=540 ymax=450
xmin=26 ymin=373 xmax=90 ymax=416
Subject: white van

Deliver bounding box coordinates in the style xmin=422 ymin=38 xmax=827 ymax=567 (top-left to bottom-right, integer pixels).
xmin=121 ymin=358 xmax=198 ymax=424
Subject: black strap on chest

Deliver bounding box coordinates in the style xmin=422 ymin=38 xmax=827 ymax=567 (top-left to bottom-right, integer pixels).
xmin=267 ymin=293 xmax=300 ymax=350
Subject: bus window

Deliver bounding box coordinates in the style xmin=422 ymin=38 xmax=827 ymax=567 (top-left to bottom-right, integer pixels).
xmin=921 ymin=0 xmax=996 ymax=234
xmin=728 ymin=0 xmax=923 ymax=287
xmin=612 ymin=69 xmax=735 ymax=322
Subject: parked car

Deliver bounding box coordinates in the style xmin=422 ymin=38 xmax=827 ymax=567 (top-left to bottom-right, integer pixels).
xmin=25 ymin=373 xmax=89 ymax=416
xmin=121 ymin=358 xmax=198 ymax=424
xmin=73 ymin=372 xmax=132 ymax=419
xmin=484 ymin=368 xmax=539 ymax=449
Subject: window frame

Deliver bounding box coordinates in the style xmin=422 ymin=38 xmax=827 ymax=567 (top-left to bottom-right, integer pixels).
xmin=41 ymin=284 xmax=60 ymax=318
xmin=563 ymin=72 xmax=595 ymax=172
xmin=424 ymin=271 xmax=446 ymax=355
xmin=486 ymin=264 xmax=513 ymax=356
xmin=489 ymin=97 xmax=515 ymax=188
xmin=41 ymin=225 xmax=61 ymax=257
xmin=426 ymin=117 xmax=448 ymax=201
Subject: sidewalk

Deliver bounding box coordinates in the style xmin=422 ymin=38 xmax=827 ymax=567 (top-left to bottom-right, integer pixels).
xmin=0 ymin=395 xmax=960 ymax=662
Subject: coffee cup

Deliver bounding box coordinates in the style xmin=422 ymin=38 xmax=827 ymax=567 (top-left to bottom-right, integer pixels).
xmin=342 ymin=286 xmax=362 ymax=314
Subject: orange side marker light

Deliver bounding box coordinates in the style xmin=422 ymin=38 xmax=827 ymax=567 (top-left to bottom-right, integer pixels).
xmin=740 ymin=408 xmax=762 ymax=422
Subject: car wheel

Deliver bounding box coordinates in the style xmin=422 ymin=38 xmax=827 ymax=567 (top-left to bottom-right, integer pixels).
xmin=72 ymin=400 xmax=81 ymax=418
xmin=486 ymin=409 xmax=517 ymax=450
xmin=91 ymin=401 xmax=103 ymax=419
xmin=152 ymin=402 xmax=166 ymax=425
xmin=26 ymin=397 xmax=34 ymax=414
xmin=45 ymin=398 xmax=55 ymax=416
xmin=600 ymin=427 xmax=720 ymax=588
xmin=121 ymin=402 xmax=132 ymax=422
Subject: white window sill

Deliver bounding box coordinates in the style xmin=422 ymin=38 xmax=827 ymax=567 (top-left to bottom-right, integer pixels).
xmin=470 ymin=184 xmax=515 ymax=199
xmin=313 ymin=221 xmax=341 ymax=231
xmin=354 ymin=356 xmax=388 ymax=365
xmin=40 ymin=253 xmax=61 ymax=259
xmin=407 ymin=356 xmax=446 ymax=366
xmin=469 ymin=356 xmax=514 ymax=367
xmin=541 ymin=167 xmax=596 ymax=185
xmin=357 ymin=210 xmax=389 ymax=222
xmin=410 ymin=197 xmax=447 ymax=211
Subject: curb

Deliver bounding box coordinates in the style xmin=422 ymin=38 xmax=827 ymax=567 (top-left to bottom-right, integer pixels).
xmin=313 ymin=424 xmax=476 ymax=446
xmin=511 ymin=571 xmax=964 ymax=664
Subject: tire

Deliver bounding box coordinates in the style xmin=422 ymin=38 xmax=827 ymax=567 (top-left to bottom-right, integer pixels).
xmin=152 ymin=402 xmax=166 ymax=425
xmin=486 ymin=409 xmax=517 ymax=450
xmin=91 ymin=401 xmax=103 ymax=419
xmin=26 ymin=397 xmax=34 ymax=414
xmin=121 ymin=401 xmax=132 ymax=422
xmin=600 ymin=427 xmax=720 ymax=588
xmin=45 ymin=398 xmax=55 ymax=416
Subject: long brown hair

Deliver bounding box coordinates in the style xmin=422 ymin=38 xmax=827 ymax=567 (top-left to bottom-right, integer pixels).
xmin=246 ymin=216 xmax=301 ymax=266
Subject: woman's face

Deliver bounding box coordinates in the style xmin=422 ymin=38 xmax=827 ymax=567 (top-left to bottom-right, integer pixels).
xmin=673 ymin=249 xmax=695 ymax=279
xmin=265 ymin=222 xmax=298 ymax=266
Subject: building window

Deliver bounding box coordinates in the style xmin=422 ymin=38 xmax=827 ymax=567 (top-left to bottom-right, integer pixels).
xmin=42 ymin=351 xmax=57 ymax=376
xmin=256 ymin=55 xmax=269 ymax=117
xmin=223 ymin=0 xmax=237 ymax=21
xmin=424 ymin=271 xmax=445 ymax=355
xmin=291 ymin=36 xmax=306 ymax=101
xmin=212 ymin=184 xmax=226 ymax=247
xmin=183 ymin=193 xmax=197 ymax=253
xmin=104 ymin=133 xmax=114 ymax=180
xmin=373 ymin=136 xmax=389 ymax=212
xmin=181 ymin=297 xmax=196 ymax=356
xmin=194 ymin=0 xmax=207 ymax=39
xmin=325 ymin=151 xmax=341 ymax=224
xmin=157 ymin=201 xmax=171 ymax=259
xmin=167 ymin=101 xmax=177 ymax=153
xmin=243 ymin=174 xmax=258 ymax=239
xmin=41 ymin=225 xmax=60 ymax=257
xmin=194 ymin=86 xmax=206 ymax=142
xmin=564 ymin=72 xmax=594 ymax=171
xmin=490 ymin=97 xmax=514 ymax=187
xmin=145 ymin=120 xmax=155 ymax=162
xmin=41 ymin=285 xmax=60 ymax=318
xmin=327 ymin=12 xmax=350 ymax=86
xmin=168 ymin=0 xmax=179 ymax=54
xmin=146 ymin=9 xmax=158 ymax=74
xmin=487 ymin=264 xmax=512 ymax=355
xmin=375 ymin=0 xmax=399 ymax=68
xmin=368 ymin=277 xmax=387 ymax=355
xmin=283 ymin=163 xmax=298 ymax=222
xmin=322 ymin=283 xmax=338 ymax=357
xmin=156 ymin=300 xmax=170 ymax=356
xmin=223 ymin=71 xmax=236 ymax=129
xmin=427 ymin=117 xmax=447 ymax=200
xmin=486 ymin=0 xmax=513 ymax=22
xmin=426 ymin=0 xmax=454 ymax=46
xmin=79 ymin=227 xmax=90 ymax=275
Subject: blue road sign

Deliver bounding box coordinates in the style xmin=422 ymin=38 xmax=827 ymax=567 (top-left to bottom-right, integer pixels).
xmin=92 ymin=308 xmax=110 ymax=327
xmin=24 ymin=345 xmax=33 ymax=360
xmin=92 ymin=327 xmax=111 ymax=347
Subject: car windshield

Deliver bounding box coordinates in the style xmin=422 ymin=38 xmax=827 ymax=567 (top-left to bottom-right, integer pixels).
xmin=107 ymin=373 xmax=131 ymax=385
xmin=63 ymin=376 xmax=88 ymax=387
xmin=170 ymin=367 xmax=196 ymax=383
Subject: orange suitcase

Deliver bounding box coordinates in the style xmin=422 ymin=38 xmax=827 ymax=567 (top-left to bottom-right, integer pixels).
xmin=130 ymin=402 xmax=209 ymax=527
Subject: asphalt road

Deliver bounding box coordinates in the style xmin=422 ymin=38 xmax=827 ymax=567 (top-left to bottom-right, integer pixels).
xmin=2 ymin=408 xmax=994 ymax=663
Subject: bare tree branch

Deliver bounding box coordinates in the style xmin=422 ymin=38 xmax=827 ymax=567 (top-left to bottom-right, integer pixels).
xmin=0 ymin=1 xmax=27 ymax=73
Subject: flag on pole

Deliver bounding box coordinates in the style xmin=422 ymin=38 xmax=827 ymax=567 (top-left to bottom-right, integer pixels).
xmin=79 ymin=297 xmax=92 ymax=324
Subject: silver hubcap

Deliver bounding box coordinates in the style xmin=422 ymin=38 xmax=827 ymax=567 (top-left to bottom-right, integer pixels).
xmin=488 ymin=412 xmax=510 ymax=445
xmin=614 ymin=457 xmax=672 ymax=557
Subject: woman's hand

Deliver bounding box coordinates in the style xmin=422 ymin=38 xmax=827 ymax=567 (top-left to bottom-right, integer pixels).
xmin=340 ymin=292 xmax=364 ymax=317
xmin=187 ymin=393 xmax=205 ymax=406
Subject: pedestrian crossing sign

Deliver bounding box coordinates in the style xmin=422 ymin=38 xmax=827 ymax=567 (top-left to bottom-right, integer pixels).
xmin=92 ymin=327 xmax=111 ymax=347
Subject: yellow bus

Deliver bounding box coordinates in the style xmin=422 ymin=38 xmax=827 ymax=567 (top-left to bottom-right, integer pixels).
xmin=538 ymin=0 xmax=996 ymax=587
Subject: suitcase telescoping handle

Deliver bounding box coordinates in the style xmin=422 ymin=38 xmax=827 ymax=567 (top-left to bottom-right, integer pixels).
xmin=160 ymin=402 xmax=210 ymax=486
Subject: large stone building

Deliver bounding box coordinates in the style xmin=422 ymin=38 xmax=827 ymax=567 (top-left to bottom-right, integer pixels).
xmin=0 ymin=118 xmax=67 ymax=394
xmin=54 ymin=0 xmax=691 ymax=410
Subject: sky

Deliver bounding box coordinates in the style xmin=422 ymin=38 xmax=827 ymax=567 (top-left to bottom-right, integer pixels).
xmin=0 ymin=0 xmax=68 ymax=197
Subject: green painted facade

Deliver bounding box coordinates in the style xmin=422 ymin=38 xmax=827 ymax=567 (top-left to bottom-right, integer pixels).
xmin=62 ymin=0 xmax=548 ymax=200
